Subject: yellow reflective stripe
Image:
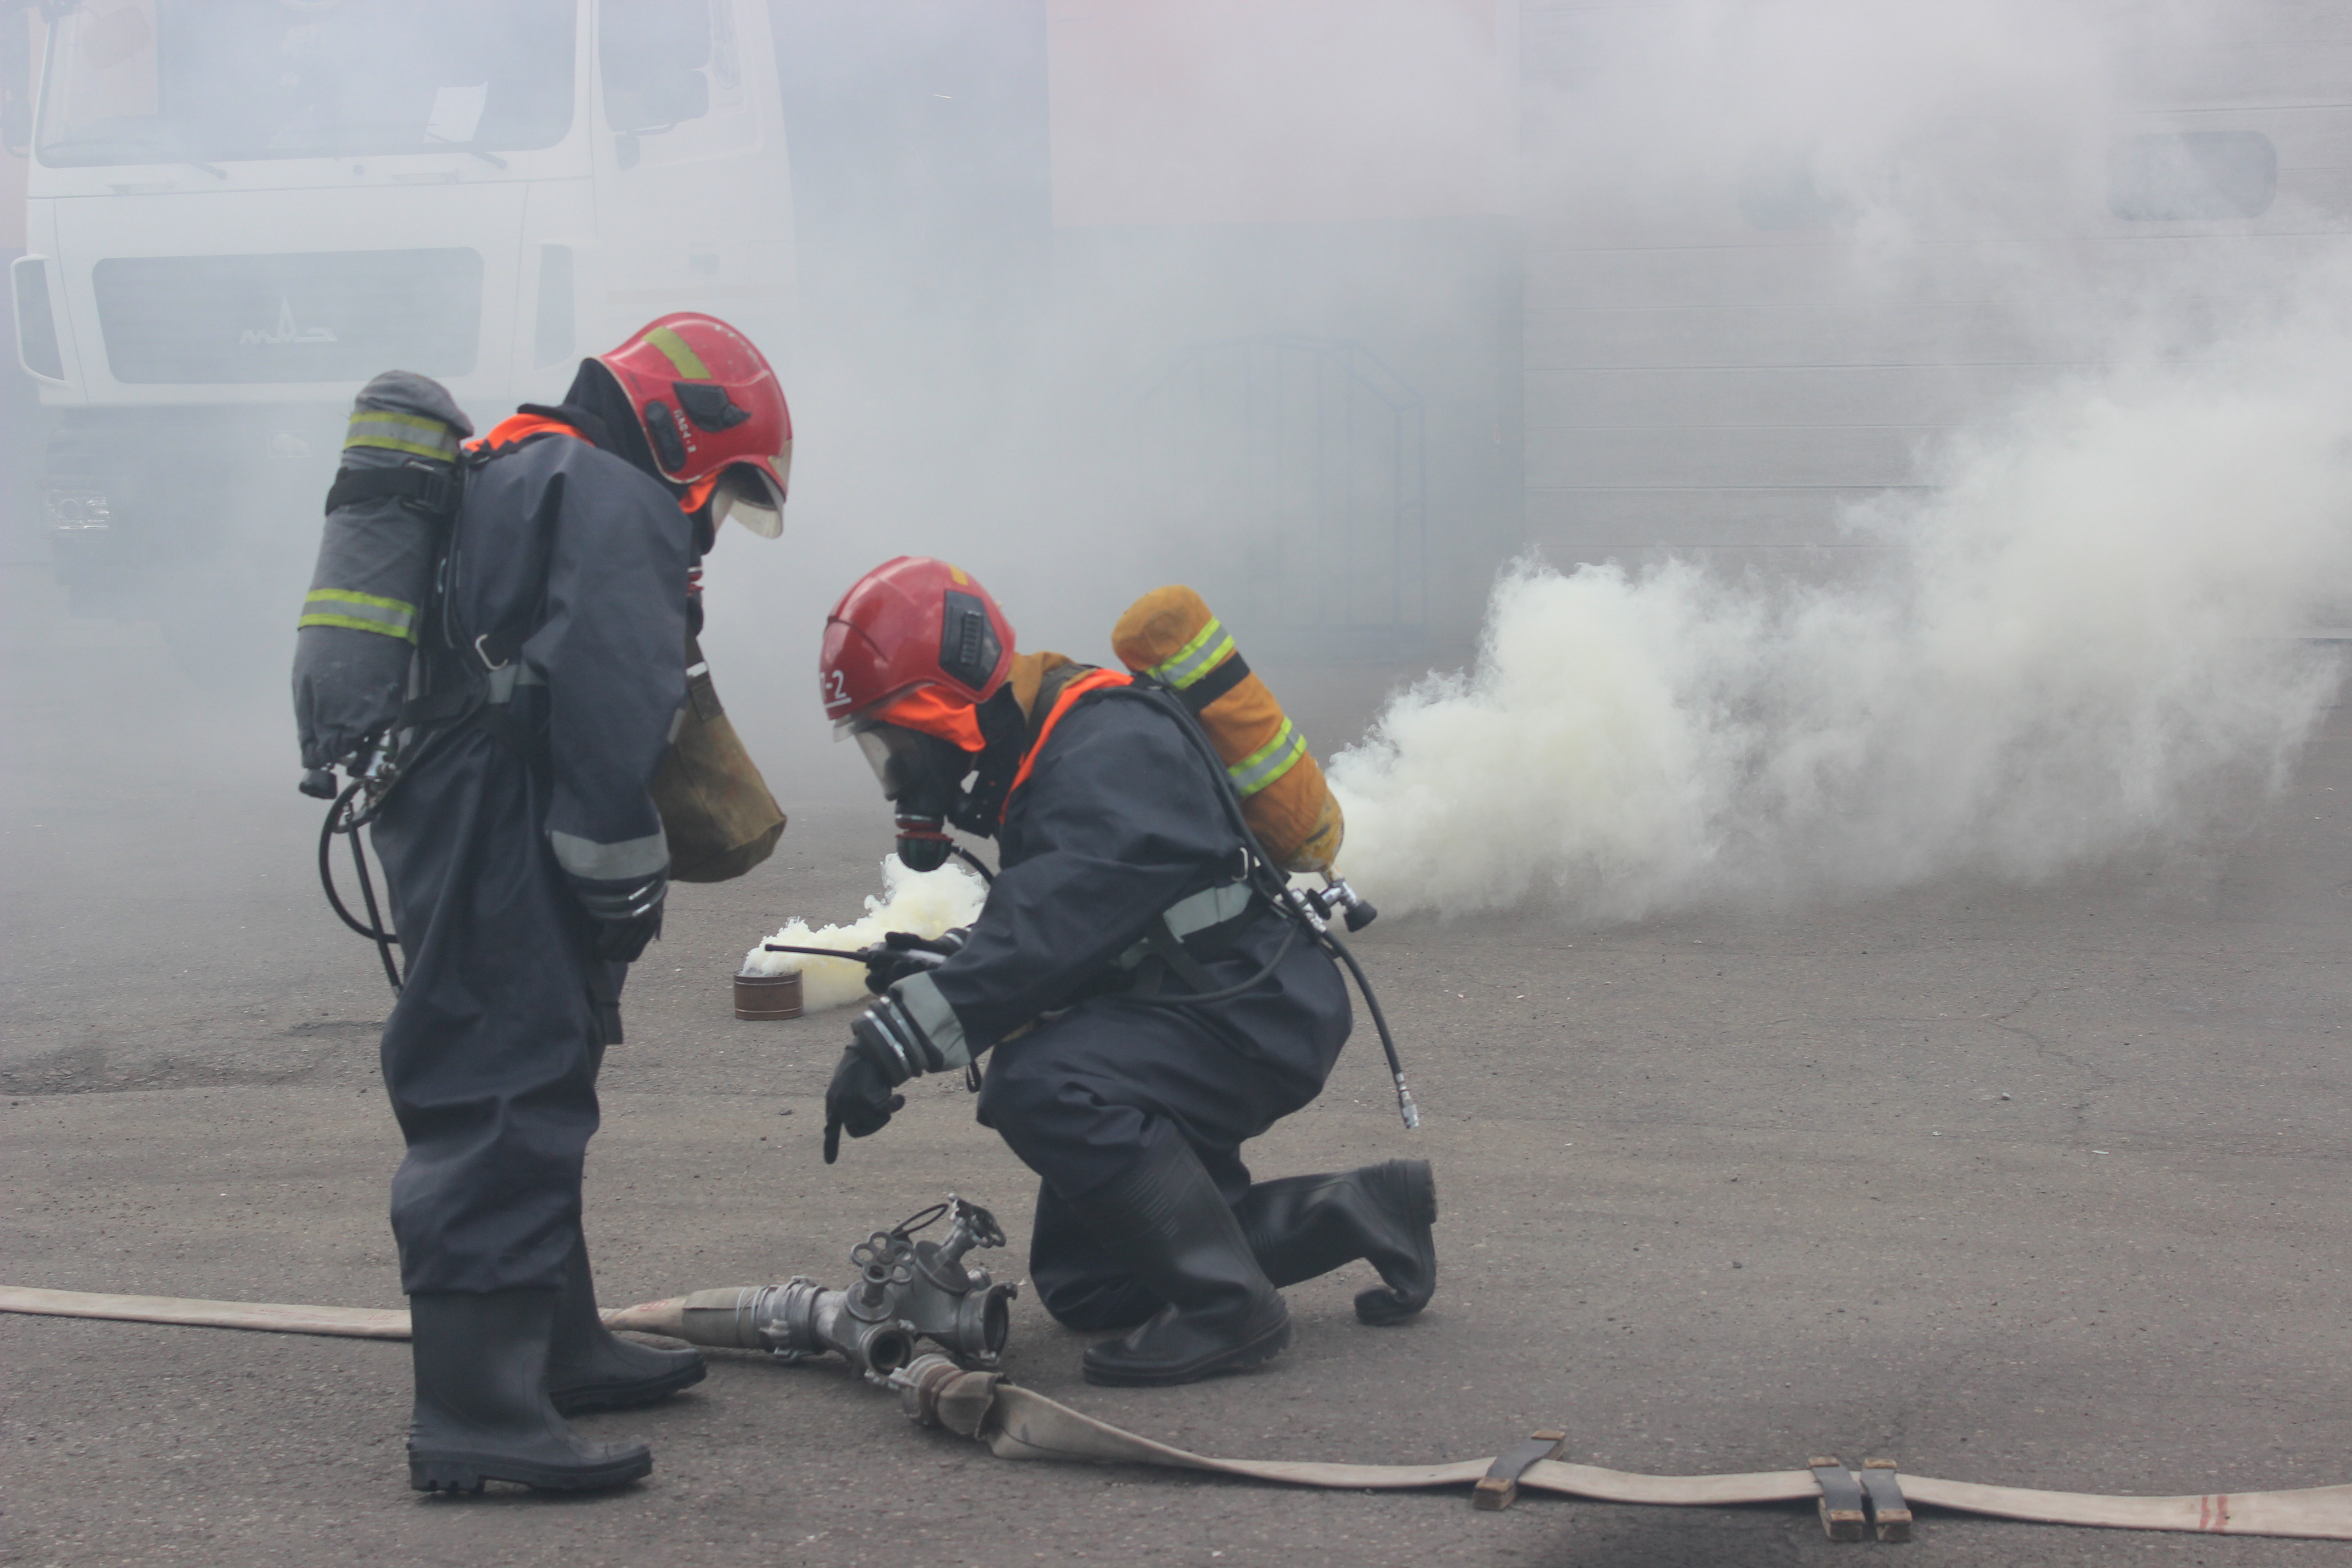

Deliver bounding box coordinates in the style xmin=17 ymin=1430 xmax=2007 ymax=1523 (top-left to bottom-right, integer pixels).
xmin=346 ymin=436 xmax=455 ymax=460
xmin=1227 ymin=719 xmax=1307 ymax=797
xmin=306 ymin=587 xmax=417 ymax=617
xmin=345 ymin=410 xmax=460 ymax=461
xmin=300 ymin=588 xmax=418 ymax=642
xmin=1150 ymin=617 xmax=1235 ymax=691
xmin=643 ymin=325 xmax=712 ymax=380
xmin=298 ymin=612 xmax=416 ymax=641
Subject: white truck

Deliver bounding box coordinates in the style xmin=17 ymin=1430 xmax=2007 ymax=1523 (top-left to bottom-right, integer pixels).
xmin=8 ymin=0 xmax=793 ymax=642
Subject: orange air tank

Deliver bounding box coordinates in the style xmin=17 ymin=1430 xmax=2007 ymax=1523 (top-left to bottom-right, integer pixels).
xmin=1112 ymin=586 xmax=1345 ymax=873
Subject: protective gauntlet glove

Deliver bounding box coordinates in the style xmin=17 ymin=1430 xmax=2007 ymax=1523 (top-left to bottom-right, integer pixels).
xmin=862 ymin=927 xmax=970 ymax=994
xmin=821 ymin=995 xmax=938 ymax=1162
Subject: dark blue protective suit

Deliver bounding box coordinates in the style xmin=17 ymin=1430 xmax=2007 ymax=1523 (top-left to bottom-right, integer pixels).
xmin=900 ymin=680 xmax=1354 ymax=1327
xmin=370 ymin=425 xmax=689 ymax=1295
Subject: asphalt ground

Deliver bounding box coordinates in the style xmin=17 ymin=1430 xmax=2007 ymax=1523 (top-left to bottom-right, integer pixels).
xmin=3 ymin=564 xmax=2349 ymax=1567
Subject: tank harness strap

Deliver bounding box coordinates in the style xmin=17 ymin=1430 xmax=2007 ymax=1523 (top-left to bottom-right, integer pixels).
xmin=1117 ymin=881 xmax=1260 ymax=998
xmin=322 ymin=462 xmax=458 ymax=517
xmin=1134 ymin=918 xmax=1219 ymax=997
xmin=395 ymin=662 xmax=546 ymax=755
xmin=1140 ymin=613 xmax=1254 ymax=715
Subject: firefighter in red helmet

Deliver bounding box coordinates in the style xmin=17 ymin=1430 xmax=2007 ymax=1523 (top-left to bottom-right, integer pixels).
xmin=372 ymin=314 xmax=788 ymax=1494
xmin=814 ymin=557 xmax=1438 ymax=1388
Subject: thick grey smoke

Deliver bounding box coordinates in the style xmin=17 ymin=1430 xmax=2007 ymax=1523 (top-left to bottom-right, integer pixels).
xmin=1329 ymin=0 xmax=2352 ymax=916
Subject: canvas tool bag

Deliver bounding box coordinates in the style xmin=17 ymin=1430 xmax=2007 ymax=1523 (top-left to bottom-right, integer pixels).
xmin=652 ymin=636 xmax=786 ymax=882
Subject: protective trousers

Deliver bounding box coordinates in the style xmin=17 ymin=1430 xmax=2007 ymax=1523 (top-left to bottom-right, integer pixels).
xmin=372 ymin=726 xmax=625 ymax=1294
xmin=975 ymin=926 xmax=1348 ymax=1329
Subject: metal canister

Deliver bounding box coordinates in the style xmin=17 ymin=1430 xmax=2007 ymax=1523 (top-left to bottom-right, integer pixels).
xmin=734 ymin=970 xmax=804 ymax=1020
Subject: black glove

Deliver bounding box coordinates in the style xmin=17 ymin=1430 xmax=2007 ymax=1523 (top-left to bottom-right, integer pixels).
xmin=577 ymin=872 xmax=666 ymax=964
xmin=823 ymin=1047 xmax=905 ymax=1164
xmin=862 ymin=927 xmax=970 ymax=994
xmin=823 ymin=996 xmax=946 ymax=1162
xmin=592 ymin=904 xmax=663 ymax=964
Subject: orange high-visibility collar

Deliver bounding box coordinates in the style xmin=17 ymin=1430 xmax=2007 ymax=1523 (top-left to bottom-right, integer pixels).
xmin=468 ymin=412 xmax=588 ymax=453
xmin=468 ymin=413 xmax=718 ymax=517
xmin=1003 ymin=668 xmax=1132 ymax=819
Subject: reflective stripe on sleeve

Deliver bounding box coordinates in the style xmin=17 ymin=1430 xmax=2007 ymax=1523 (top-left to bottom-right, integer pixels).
xmin=1226 ymin=718 xmax=1307 ymax=798
xmin=298 ymin=588 xmax=418 ymax=642
xmin=549 ymin=828 xmax=670 ymax=882
xmin=894 ymin=972 xmax=970 ymax=1070
xmin=1148 ymin=616 xmax=1237 ymax=692
xmin=344 ymin=409 xmax=461 ymax=462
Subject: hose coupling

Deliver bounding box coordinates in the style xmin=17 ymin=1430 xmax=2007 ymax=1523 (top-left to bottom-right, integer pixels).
xmin=635 ymin=1195 xmax=1018 ymax=1383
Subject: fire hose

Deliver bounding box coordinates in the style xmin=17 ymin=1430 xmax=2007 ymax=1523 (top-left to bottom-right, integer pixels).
xmin=4 ymin=1193 xmax=2349 ymax=1543
xmin=4 ymin=1278 xmax=2342 ymax=1540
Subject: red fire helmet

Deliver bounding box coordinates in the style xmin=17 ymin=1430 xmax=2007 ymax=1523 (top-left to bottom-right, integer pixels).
xmin=820 ymin=557 xmax=1016 ymax=724
xmin=596 ymin=313 xmax=792 ymax=537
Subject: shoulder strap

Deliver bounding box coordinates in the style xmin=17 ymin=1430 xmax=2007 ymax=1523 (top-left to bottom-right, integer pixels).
xmin=323 ymin=461 xmax=459 ymax=517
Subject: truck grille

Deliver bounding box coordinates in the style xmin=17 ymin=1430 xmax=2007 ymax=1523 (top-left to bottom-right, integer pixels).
xmin=92 ymin=250 xmax=483 ymax=384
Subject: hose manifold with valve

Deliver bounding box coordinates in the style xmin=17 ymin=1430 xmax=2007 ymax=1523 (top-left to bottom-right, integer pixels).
xmin=623 ymin=1196 xmax=1017 ymax=1384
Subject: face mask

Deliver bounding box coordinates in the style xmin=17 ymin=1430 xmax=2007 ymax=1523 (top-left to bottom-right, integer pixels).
xmin=854 ymin=722 xmax=976 ymax=872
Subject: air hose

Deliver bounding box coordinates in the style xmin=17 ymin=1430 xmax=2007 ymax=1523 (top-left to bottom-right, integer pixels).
xmin=318 ymin=781 xmax=402 ymax=995
xmin=308 ymin=679 xmax=480 ymax=998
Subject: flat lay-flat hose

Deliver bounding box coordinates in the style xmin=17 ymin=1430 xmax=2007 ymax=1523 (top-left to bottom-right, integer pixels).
xmin=1 ymin=1285 xmax=2346 ymax=1541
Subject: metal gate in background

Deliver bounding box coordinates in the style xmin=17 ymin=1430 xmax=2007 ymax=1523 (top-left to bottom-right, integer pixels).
xmin=1132 ymin=336 xmax=1426 ymax=658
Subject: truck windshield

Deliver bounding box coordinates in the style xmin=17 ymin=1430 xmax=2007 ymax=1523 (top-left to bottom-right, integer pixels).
xmin=35 ymin=0 xmax=576 ymax=167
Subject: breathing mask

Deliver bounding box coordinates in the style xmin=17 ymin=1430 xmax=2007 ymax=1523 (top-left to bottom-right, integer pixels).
xmin=853 ymin=721 xmax=976 ymax=872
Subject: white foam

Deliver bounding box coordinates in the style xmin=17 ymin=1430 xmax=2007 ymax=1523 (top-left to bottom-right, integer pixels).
xmin=740 ymin=859 xmax=990 ymax=1013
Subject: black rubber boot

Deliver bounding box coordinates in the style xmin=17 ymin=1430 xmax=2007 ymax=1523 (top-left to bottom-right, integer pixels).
xmin=1069 ymin=1135 xmax=1292 ymax=1387
xmin=1237 ymin=1159 xmax=1438 ymax=1326
xmin=407 ymin=1289 xmax=653 ymax=1494
xmin=546 ymin=1230 xmax=706 ymax=1415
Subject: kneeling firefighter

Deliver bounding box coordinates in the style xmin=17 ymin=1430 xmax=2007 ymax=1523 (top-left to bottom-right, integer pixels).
xmin=815 ymin=557 xmax=1437 ymax=1387
xmin=292 ymin=315 xmax=792 ymax=1491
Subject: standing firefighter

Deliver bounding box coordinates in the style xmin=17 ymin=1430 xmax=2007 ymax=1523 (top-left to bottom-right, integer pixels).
xmin=303 ymin=315 xmax=791 ymax=1492
xmin=815 ymin=556 xmax=1438 ymax=1386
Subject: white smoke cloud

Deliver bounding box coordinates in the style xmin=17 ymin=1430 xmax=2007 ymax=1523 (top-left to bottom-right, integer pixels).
xmin=1331 ymin=263 xmax=2352 ymax=919
xmin=1319 ymin=0 xmax=2352 ymax=919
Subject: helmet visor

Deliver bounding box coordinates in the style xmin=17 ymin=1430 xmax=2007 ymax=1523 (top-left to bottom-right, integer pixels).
xmin=711 ymin=462 xmax=786 ymax=539
xmin=851 ymin=720 xmax=973 ymax=802
xmin=853 ymin=724 xmax=924 ymax=796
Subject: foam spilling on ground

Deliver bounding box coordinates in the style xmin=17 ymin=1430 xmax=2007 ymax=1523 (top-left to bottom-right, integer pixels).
xmin=740 ymin=859 xmax=990 ymax=1013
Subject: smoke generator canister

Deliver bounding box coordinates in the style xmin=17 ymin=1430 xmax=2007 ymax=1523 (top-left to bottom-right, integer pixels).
xmin=1112 ymin=586 xmax=1344 ymax=873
